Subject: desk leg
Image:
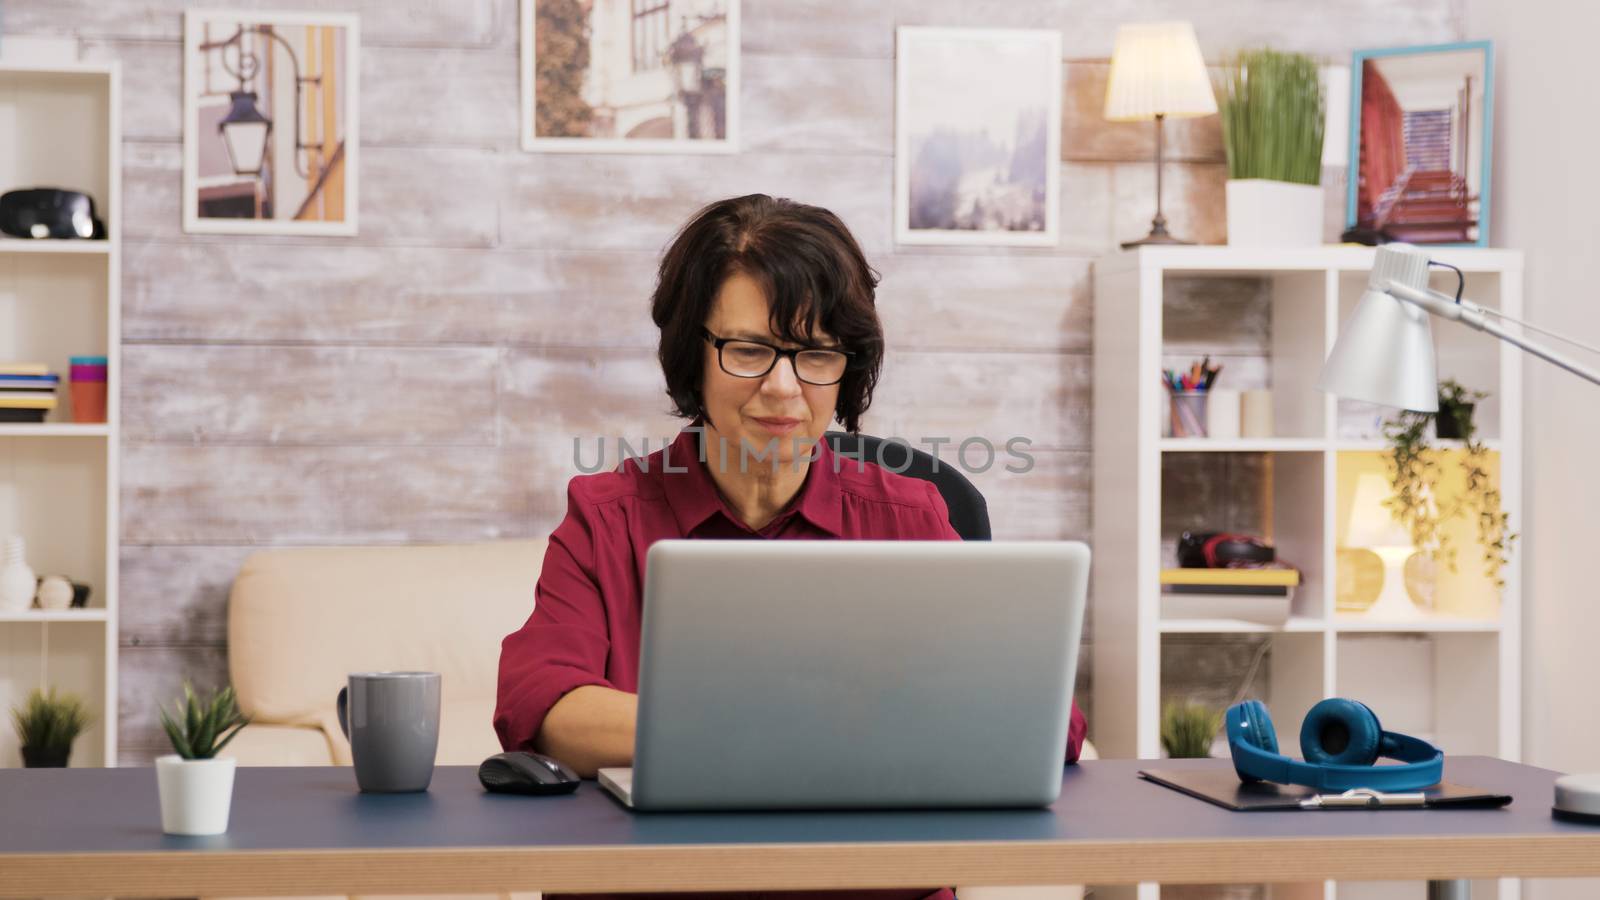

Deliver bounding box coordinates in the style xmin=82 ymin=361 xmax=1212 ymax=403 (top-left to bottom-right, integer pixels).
xmin=1428 ymin=879 xmax=1470 ymax=900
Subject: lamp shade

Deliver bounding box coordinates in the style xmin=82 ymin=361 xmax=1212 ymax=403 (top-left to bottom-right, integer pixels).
xmin=1345 ymin=472 xmax=1411 ymax=549
xmin=1104 ymin=22 xmax=1218 ymax=121
xmin=219 ymin=91 xmax=272 ymax=177
xmin=1318 ymin=244 xmax=1440 ymax=412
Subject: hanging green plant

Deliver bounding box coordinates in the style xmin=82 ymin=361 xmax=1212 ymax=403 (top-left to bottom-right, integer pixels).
xmin=1435 ymin=379 xmax=1517 ymax=586
xmin=1381 ymin=379 xmax=1516 ymax=586
xmin=1381 ymin=409 xmax=1451 ymax=567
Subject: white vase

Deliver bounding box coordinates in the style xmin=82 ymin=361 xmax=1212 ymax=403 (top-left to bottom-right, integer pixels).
xmin=1225 ymin=178 xmax=1325 ymax=247
xmin=156 ymin=755 xmax=237 ymax=835
xmin=0 ymin=536 xmax=36 ymax=612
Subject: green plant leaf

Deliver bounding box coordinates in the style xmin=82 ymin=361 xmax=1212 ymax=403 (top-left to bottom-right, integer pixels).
xmin=1219 ymin=49 xmax=1325 ymax=185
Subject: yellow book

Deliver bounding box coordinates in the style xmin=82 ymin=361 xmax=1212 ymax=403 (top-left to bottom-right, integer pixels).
xmin=1160 ymin=567 xmax=1300 ymax=587
xmin=0 ymin=363 xmax=50 ymax=376
xmin=0 ymin=396 xmax=57 ymax=409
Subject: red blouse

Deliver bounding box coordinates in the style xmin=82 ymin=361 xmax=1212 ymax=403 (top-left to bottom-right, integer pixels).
xmin=494 ymin=425 xmax=1088 ymax=900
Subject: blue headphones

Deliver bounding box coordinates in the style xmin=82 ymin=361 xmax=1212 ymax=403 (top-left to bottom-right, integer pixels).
xmin=1226 ymin=698 xmax=1444 ymax=792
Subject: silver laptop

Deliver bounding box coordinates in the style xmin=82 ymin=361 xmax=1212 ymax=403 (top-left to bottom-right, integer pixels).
xmin=597 ymin=539 xmax=1089 ymax=811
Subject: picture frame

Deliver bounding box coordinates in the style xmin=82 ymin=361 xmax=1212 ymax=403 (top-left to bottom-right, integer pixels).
xmin=182 ymin=9 xmax=360 ymax=236
xmin=521 ymin=0 xmax=741 ymax=154
xmin=894 ymin=26 xmax=1062 ymax=247
xmin=1346 ymin=41 xmax=1493 ymax=248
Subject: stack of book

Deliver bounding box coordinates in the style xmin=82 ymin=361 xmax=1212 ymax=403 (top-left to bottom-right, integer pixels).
xmin=0 ymin=363 xmax=60 ymax=423
xmin=1160 ymin=567 xmax=1301 ymax=626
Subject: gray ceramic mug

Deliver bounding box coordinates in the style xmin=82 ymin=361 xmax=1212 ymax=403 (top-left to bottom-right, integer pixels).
xmin=336 ymin=671 xmax=441 ymax=793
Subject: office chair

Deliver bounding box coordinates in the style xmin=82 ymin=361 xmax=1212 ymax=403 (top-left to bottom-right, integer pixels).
xmin=824 ymin=431 xmax=992 ymax=541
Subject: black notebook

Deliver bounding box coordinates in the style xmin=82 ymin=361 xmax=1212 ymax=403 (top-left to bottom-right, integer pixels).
xmin=1140 ymin=767 xmax=1513 ymax=811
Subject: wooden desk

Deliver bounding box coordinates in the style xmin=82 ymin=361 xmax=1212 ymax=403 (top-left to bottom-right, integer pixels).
xmin=3 ymin=757 xmax=1598 ymax=897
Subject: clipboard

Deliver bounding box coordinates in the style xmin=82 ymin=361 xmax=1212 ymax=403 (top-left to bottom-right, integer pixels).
xmin=1140 ymin=767 xmax=1513 ymax=811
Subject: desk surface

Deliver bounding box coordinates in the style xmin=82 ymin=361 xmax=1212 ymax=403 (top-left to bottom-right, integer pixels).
xmin=4 ymin=757 xmax=1599 ymax=897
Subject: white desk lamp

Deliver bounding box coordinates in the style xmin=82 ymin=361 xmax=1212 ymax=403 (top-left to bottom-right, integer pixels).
xmin=1320 ymin=243 xmax=1600 ymax=408
xmin=1320 ymin=241 xmax=1600 ymax=821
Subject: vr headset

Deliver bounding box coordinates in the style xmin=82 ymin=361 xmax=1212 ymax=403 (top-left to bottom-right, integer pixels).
xmin=1178 ymin=531 xmax=1276 ymax=569
xmin=1227 ymin=698 xmax=1444 ymax=792
xmin=0 ymin=188 xmax=107 ymax=240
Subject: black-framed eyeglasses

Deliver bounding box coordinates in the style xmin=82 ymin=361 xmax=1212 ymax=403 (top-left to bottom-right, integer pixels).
xmin=702 ymin=329 xmax=854 ymax=386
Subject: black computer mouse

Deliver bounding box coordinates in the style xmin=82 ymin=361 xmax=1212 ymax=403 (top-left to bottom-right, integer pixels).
xmin=478 ymin=751 xmax=581 ymax=795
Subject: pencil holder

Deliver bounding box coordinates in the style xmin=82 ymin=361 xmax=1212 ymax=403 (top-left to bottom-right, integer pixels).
xmin=1168 ymin=391 xmax=1208 ymax=438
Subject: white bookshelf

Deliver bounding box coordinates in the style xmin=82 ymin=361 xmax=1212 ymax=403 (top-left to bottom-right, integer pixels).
xmin=0 ymin=59 xmax=121 ymax=769
xmin=1093 ymin=245 xmax=1523 ymax=900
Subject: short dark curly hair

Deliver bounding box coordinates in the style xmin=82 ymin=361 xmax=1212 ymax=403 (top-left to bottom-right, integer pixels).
xmin=650 ymin=194 xmax=884 ymax=434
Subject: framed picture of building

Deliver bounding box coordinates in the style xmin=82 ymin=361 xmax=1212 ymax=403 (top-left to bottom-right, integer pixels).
xmin=895 ymin=26 xmax=1061 ymax=247
xmin=1346 ymin=41 xmax=1493 ymax=247
xmin=182 ymin=10 xmax=359 ymax=236
xmin=521 ymin=0 xmax=740 ymax=153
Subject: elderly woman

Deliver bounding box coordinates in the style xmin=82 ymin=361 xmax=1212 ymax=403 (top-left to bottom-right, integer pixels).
xmin=494 ymin=194 xmax=1087 ymax=900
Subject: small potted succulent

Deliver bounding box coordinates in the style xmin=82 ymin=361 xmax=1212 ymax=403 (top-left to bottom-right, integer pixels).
xmin=11 ymin=687 xmax=91 ymax=768
xmin=156 ymin=682 xmax=250 ymax=836
xmin=1161 ymin=701 xmax=1224 ymax=758
xmin=1435 ymin=378 xmax=1487 ymax=440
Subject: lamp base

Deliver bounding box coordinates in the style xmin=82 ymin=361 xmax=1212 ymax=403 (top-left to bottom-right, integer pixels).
xmin=1121 ymin=228 xmax=1193 ymax=249
xmin=1364 ymin=547 xmax=1425 ymax=620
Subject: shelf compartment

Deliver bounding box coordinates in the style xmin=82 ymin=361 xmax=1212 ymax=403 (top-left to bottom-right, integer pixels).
xmin=1335 ymin=268 xmax=1505 ymax=442
xmin=1162 ymin=450 xmax=1327 ymax=621
xmin=0 ymin=253 xmax=111 ymax=425
xmin=1159 ymin=630 xmax=1326 ymax=755
xmin=0 ymin=436 xmax=109 ymax=608
xmin=1334 ymin=451 xmax=1504 ymax=622
xmin=0 ymin=619 xmax=108 ymax=767
xmin=1336 ymin=632 xmax=1501 ymax=757
xmin=1161 ymin=270 xmax=1327 ymax=441
xmin=0 ymin=68 xmax=116 ymax=237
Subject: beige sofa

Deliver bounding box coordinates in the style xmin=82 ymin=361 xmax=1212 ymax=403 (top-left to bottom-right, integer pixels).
xmin=222 ymin=540 xmax=1088 ymax=900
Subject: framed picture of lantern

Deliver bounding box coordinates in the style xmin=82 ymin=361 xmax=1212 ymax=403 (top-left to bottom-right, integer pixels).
xmin=520 ymin=0 xmax=740 ymax=153
xmin=183 ymin=10 xmax=360 ymax=235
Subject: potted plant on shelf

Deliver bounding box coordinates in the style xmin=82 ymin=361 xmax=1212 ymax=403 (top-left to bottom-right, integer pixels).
xmin=1218 ymin=48 xmax=1326 ymax=247
xmin=1435 ymin=378 xmax=1487 ymax=440
xmin=1161 ymin=701 xmax=1223 ymax=758
xmin=156 ymin=682 xmax=250 ymax=836
xmin=10 ymin=687 xmax=91 ymax=768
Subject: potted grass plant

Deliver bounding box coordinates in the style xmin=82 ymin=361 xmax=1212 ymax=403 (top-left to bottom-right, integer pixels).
xmin=1219 ymin=48 xmax=1326 ymax=246
xmin=11 ymin=687 xmax=91 ymax=768
xmin=1161 ymin=701 xmax=1224 ymax=758
xmin=156 ymin=682 xmax=250 ymax=835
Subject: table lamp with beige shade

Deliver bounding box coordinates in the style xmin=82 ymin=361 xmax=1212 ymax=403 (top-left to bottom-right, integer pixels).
xmin=1103 ymin=21 xmax=1218 ymax=247
xmin=1344 ymin=471 xmax=1424 ymax=620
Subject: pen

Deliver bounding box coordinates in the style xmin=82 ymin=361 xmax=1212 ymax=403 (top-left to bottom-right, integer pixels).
xmin=1299 ymin=788 xmax=1427 ymax=809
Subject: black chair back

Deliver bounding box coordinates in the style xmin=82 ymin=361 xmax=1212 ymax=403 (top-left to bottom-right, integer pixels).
xmin=824 ymin=432 xmax=992 ymax=541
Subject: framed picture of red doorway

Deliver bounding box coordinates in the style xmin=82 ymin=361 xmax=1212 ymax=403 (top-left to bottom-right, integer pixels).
xmin=1346 ymin=41 xmax=1493 ymax=247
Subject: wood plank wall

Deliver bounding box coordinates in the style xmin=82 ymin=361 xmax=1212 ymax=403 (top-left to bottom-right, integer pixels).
xmin=4 ymin=0 xmax=1463 ymax=764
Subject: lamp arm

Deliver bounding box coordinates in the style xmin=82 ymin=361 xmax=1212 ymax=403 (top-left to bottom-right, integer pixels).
xmin=1385 ymin=280 xmax=1600 ymax=389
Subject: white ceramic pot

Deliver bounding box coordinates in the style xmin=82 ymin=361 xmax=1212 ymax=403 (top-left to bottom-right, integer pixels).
xmin=156 ymin=755 xmax=237 ymax=835
xmin=1225 ymin=178 xmax=1325 ymax=247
